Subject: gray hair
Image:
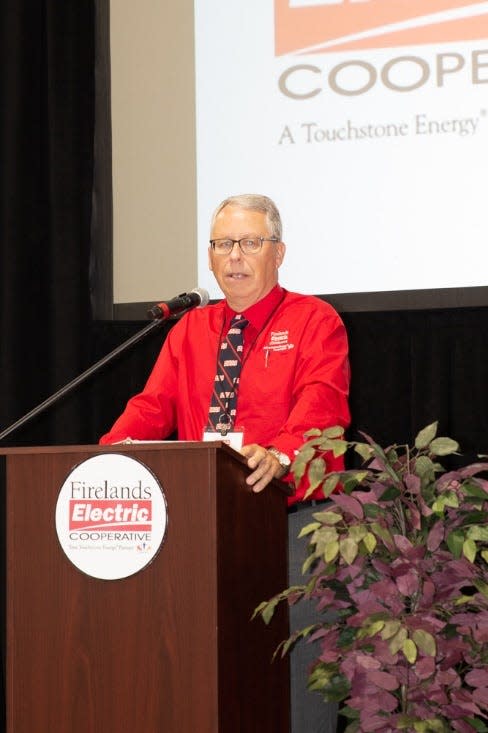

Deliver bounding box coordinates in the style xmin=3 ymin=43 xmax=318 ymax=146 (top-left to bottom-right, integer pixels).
xmin=211 ymin=194 xmax=282 ymax=240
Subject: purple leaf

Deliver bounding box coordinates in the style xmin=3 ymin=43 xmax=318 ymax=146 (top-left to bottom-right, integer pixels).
xmin=458 ymin=462 xmax=488 ymax=477
xmin=465 ymin=669 xmax=488 ymax=687
xmin=444 ymin=703 xmax=482 ymax=717
xmin=395 ymin=570 xmax=420 ymax=596
xmin=393 ymin=534 xmax=414 ymax=554
xmin=415 ymin=656 xmax=435 ymax=680
xmin=473 ymin=688 xmax=488 ymax=711
xmin=427 ymin=521 xmax=444 ymax=551
xmin=452 ymin=721 xmax=481 ymax=733
xmin=330 ymin=492 xmax=364 ymax=518
xmin=368 ymin=669 xmax=400 ymax=691
xmin=405 ymin=473 xmax=421 ymax=493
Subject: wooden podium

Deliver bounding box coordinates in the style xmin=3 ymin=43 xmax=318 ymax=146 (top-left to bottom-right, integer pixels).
xmin=0 ymin=442 xmax=290 ymax=733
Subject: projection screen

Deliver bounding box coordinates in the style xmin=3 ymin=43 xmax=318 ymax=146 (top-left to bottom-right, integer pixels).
xmin=193 ymin=0 xmax=488 ymax=310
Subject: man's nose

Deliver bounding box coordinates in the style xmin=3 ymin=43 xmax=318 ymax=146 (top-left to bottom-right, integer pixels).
xmin=228 ymin=242 xmax=242 ymax=259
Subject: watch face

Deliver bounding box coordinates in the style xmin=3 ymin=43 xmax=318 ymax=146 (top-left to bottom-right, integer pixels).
xmin=270 ymin=448 xmax=291 ymax=467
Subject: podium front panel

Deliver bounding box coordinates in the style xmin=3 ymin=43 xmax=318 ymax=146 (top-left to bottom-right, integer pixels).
xmin=2 ymin=443 xmax=289 ymax=733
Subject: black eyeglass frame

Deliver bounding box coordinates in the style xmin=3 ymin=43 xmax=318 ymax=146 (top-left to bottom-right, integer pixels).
xmin=209 ymin=237 xmax=280 ymax=254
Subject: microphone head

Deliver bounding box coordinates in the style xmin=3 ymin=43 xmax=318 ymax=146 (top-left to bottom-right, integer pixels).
xmin=190 ymin=287 xmax=210 ymax=307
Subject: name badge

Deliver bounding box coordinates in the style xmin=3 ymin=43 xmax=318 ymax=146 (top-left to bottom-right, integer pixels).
xmin=202 ymin=429 xmax=244 ymax=451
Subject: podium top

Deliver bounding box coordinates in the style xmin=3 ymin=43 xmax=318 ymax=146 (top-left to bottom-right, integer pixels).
xmin=0 ymin=440 xmax=220 ymax=456
xmin=0 ymin=440 xmax=294 ymax=495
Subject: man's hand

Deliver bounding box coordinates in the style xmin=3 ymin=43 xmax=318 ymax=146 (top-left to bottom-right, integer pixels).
xmin=240 ymin=443 xmax=287 ymax=493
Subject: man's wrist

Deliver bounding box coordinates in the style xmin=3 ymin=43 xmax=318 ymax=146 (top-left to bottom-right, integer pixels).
xmin=267 ymin=447 xmax=292 ymax=477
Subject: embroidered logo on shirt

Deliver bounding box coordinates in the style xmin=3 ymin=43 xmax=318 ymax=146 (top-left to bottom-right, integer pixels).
xmin=264 ymin=330 xmax=295 ymax=352
xmin=263 ymin=330 xmax=295 ymax=366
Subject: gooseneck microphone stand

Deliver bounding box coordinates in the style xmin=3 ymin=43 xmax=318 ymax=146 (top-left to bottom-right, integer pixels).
xmin=0 ymin=312 xmax=171 ymax=444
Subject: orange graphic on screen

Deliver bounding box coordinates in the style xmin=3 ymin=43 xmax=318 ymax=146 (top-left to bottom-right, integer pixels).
xmin=275 ymin=0 xmax=488 ymax=55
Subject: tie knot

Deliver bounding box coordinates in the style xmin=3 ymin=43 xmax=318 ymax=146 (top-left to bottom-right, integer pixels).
xmin=230 ymin=315 xmax=248 ymax=332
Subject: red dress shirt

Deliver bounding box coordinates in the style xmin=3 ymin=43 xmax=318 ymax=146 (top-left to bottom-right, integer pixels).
xmin=100 ymin=286 xmax=350 ymax=504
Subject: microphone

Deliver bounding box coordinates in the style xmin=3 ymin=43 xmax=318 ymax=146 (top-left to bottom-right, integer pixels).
xmin=147 ymin=287 xmax=210 ymax=320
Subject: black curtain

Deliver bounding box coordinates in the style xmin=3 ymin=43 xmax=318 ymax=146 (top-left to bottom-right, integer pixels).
xmin=343 ymin=306 xmax=488 ymax=457
xmin=0 ymin=2 xmax=97 ymax=446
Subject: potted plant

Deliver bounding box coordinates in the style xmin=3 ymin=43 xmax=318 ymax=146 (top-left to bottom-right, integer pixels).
xmin=254 ymin=422 xmax=488 ymax=733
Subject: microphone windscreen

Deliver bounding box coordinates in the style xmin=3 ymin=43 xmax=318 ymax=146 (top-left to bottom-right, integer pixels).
xmin=191 ymin=287 xmax=210 ymax=307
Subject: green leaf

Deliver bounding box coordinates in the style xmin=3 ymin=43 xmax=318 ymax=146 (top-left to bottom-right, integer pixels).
xmin=343 ymin=471 xmax=369 ymax=493
xmin=378 ymin=485 xmax=401 ymax=501
xmin=354 ymin=443 xmax=374 ymax=462
xmin=464 ymin=481 xmax=488 ymax=500
xmin=481 ymin=550 xmax=488 ymax=564
xmin=467 ymin=525 xmax=488 ymax=541
xmin=324 ymin=540 xmax=340 ymax=563
xmin=432 ymin=490 xmax=459 ymax=513
xmin=380 ymin=619 xmax=401 ymax=640
xmin=298 ymin=522 xmax=321 ymax=538
xmin=280 ymin=636 xmax=296 ymax=657
xmin=465 ymin=716 xmax=488 ymax=732
xmin=429 ymin=437 xmax=459 ymax=456
xmin=340 ymin=537 xmax=358 ymax=565
xmin=330 ymin=440 xmax=348 ymax=457
xmin=291 ymin=453 xmax=310 ymax=482
xmin=446 ymin=529 xmax=465 ymax=558
xmin=473 ymin=579 xmax=488 ymax=599
xmin=323 ymin=425 xmax=346 ymax=439
xmin=371 ymin=522 xmax=394 ymax=548
xmin=389 ymin=627 xmax=407 ymax=654
xmin=363 ymin=503 xmax=381 ymax=518
xmin=442 ymin=490 xmax=460 ymax=508
xmin=344 ymin=724 xmax=360 ymax=733
xmin=314 ymin=510 xmax=342 ymax=525
xmin=463 ymin=538 xmax=477 ymax=563
xmin=308 ymin=665 xmax=350 ymax=702
xmin=403 ymin=638 xmax=417 ymax=663
xmin=414 ymin=455 xmax=437 ymax=481
xmin=322 ymin=474 xmax=340 ymax=497
xmin=259 ymin=598 xmax=280 ymax=625
xmin=303 ymin=428 xmax=322 ymax=438
xmin=412 ymin=629 xmax=436 ymax=656
xmin=302 ymin=553 xmax=317 ymax=575
xmin=362 ymin=532 xmax=377 ymax=554
xmin=337 ymin=627 xmax=357 ymax=648
xmin=397 ymin=716 xmax=416 ymax=730
xmin=454 ymin=594 xmax=474 ymax=606
xmin=308 ymin=457 xmax=327 ymax=491
xmin=349 ymin=525 xmax=367 ymax=542
xmin=415 ymin=422 xmax=438 ymax=449
xmin=315 ymin=437 xmax=343 ymax=453
xmin=413 ymin=719 xmax=448 ymax=733
xmin=358 ymin=619 xmax=385 ymax=639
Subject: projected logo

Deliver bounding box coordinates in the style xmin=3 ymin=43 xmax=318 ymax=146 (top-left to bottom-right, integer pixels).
xmin=275 ymin=1 xmax=488 ymax=55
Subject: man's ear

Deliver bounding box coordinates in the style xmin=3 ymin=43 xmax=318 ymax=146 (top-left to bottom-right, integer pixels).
xmin=276 ymin=242 xmax=286 ymax=268
xmin=208 ymin=246 xmax=214 ymax=271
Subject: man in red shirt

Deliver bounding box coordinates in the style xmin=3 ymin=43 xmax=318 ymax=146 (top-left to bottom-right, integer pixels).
xmin=100 ymin=194 xmax=350 ymax=504
xmin=100 ymin=194 xmax=350 ymax=732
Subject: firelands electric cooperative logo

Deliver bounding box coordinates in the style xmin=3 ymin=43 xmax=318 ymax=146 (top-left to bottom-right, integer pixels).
xmin=55 ymin=454 xmax=167 ymax=580
xmin=275 ymin=0 xmax=488 ymax=97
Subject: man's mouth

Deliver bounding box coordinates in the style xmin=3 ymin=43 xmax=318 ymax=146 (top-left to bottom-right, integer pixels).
xmin=227 ymin=272 xmax=247 ymax=280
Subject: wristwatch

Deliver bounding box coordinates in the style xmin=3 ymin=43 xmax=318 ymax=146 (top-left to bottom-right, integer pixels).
xmin=267 ymin=447 xmax=292 ymax=477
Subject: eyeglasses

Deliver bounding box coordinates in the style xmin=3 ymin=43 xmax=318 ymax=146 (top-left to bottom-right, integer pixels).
xmin=209 ymin=237 xmax=279 ymax=255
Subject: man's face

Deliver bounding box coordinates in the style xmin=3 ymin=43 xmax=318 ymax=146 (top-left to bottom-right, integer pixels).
xmin=208 ymin=205 xmax=285 ymax=311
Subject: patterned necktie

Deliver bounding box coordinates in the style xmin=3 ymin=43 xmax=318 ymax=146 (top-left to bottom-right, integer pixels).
xmin=208 ymin=315 xmax=249 ymax=434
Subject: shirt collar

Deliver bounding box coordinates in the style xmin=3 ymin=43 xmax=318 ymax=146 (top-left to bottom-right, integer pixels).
xmin=224 ymin=285 xmax=285 ymax=332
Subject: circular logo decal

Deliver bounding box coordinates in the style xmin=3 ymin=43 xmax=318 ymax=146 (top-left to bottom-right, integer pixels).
xmin=55 ymin=453 xmax=168 ymax=580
